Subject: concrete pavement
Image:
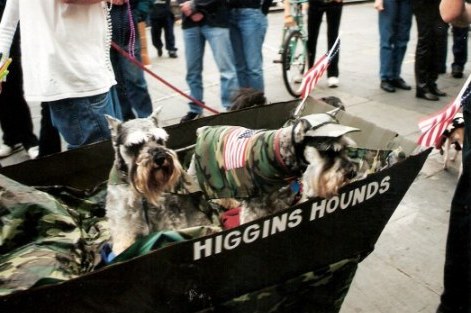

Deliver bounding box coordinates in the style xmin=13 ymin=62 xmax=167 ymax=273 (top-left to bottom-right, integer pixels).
xmin=0 ymin=3 xmax=467 ymax=312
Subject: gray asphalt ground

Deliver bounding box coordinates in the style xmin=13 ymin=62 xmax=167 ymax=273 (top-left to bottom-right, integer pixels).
xmin=0 ymin=2 xmax=468 ymax=312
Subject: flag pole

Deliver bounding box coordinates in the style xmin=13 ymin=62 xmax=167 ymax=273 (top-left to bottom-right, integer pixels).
xmin=293 ymin=96 xmax=308 ymax=119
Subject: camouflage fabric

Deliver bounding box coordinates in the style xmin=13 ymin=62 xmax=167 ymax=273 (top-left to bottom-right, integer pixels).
xmin=348 ymin=147 xmax=406 ymax=178
xmin=0 ymin=175 xmax=109 ymax=295
xmin=0 ymin=174 xmax=218 ymax=295
xmin=196 ymin=257 xmax=360 ymax=313
xmin=194 ymin=126 xmax=296 ymax=199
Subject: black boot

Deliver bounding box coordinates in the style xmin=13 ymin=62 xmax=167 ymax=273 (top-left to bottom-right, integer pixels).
xmin=416 ymin=85 xmax=439 ymax=101
xmin=428 ymin=83 xmax=447 ymax=97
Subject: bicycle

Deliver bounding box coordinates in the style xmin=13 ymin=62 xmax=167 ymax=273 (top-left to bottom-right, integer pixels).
xmin=274 ymin=0 xmax=309 ymax=98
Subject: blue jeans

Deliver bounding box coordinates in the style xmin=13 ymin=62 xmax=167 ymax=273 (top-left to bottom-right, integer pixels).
xmin=183 ymin=25 xmax=239 ymax=113
xmin=378 ymin=0 xmax=412 ymax=81
xmin=47 ymin=89 xmax=122 ymax=150
xmin=110 ymin=39 xmax=153 ymax=121
xmin=229 ymin=8 xmax=267 ymax=92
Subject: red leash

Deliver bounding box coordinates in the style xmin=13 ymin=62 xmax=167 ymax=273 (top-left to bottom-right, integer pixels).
xmin=111 ymin=41 xmax=220 ymax=115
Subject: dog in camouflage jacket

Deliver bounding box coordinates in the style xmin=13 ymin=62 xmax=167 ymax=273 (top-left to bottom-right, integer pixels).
xmin=187 ymin=111 xmax=360 ymax=224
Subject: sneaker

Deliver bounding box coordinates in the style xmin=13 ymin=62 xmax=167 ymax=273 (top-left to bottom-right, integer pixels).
xmin=27 ymin=146 xmax=39 ymax=159
xmin=180 ymin=112 xmax=201 ymax=123
xmin=0 ymin=143 xmax=22 ymax=158
xmin=328 ymin=76 xmax=339 ymax=88
xmin=169 ymin=50 xmax=178 ymax=58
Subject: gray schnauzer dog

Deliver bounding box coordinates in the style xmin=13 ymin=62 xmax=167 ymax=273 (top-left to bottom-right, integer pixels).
xmin=188 ymin=111 xmax=360 ymax=224
xmin=105 ymin=108 xmax=186 ymax=255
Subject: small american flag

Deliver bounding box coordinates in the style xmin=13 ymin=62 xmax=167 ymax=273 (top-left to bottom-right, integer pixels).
xmin=417 ymin=74 xmax=471 ymax=147
xmin=299 ymin=35 xmax=340 ymax=99
xmin=223 ymin=128 xmax=257 ymax=170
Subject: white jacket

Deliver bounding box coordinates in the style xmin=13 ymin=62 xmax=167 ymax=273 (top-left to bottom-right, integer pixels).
xmin=0 ymin=0 xmax=116 ymax=102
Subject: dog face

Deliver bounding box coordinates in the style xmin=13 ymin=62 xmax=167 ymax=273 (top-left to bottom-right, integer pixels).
xmin=291 ymin=115 xmax=358 ymax=199
xmin=105 ymin=108 xmax=183 ymax=205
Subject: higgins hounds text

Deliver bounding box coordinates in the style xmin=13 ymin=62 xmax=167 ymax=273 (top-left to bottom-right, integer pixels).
xmin=193 ymin=176 xmax=391 ymax=260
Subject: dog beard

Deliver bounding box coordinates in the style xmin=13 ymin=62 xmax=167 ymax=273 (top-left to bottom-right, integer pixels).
xmin=131 ymin=149 xmax=183 ymax=206
xmin=302 ymin=146 xmax=356 ymax=199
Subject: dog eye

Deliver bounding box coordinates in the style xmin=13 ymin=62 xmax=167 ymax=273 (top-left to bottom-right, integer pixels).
xmin=155 ymin=138 xmax=165 ymax=145
xmin=125 ymin=142 xmax=144 ymax=152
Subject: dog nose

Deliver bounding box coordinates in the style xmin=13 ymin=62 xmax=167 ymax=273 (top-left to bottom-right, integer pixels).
xmin=344 ymin=161 xmax=357 ymax=180
xmin=346 ymin=168 xmax=357 ymax=180
xmin=153 ymin=151 xmax=167 ymax=166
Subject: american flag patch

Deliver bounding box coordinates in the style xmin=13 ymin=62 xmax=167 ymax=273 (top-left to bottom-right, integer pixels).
xmin=223 ymin=128 xmax=257 ymax=170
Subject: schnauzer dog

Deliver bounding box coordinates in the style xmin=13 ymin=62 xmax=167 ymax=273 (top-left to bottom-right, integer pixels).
xmin=105 ymin=108 xmax=186 ymax=255
xmin=436 ymin=112 xmax=464 ymax=175
xmin=187 ymin=111 xmax=359 ymax=224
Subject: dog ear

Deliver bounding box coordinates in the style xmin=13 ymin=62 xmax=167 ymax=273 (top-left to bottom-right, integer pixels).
xmin=292 ymin=119 xmax=311 ymax=144
xmin=149 ymin=106 xmax=163 ymax=126
xmin=196 ymin=126 xmax=210 ymax=137
xmin=105 ymin=114 xmax=121 ymax=137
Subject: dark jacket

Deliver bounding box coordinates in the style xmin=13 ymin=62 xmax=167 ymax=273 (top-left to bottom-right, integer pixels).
xmin=177 ymin=0 xmax=230 ymax=29
xmin=111 ymin=0 xmax=154 ymax=44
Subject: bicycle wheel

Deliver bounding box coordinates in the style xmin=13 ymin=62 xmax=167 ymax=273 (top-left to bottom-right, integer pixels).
xmin=281 ymin=30 xmax=308 ymax=98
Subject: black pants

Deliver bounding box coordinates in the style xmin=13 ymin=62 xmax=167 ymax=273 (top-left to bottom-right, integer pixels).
xmin=150 ymin=13 xmax=177 ymax=52
xmin=307 ymin=1 xmax=342 ymax=77
xmin=0 ymin=56 xmax=38 ymax=151
xmin=452 ymin=25 xmax=469 ymax=70
xmin=38 ymin=103 xmax=61 ymax=158
xmin=438 ymin=87 xmax=471 ymax=313
xmin=412 ymin=0 xmax=448 ymax=87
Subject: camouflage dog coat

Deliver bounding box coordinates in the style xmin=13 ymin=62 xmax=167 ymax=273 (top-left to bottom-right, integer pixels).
xmin=193 ymin=126 xmax=297 ymax=199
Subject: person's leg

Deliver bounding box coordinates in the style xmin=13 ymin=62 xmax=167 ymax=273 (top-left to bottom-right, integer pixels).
xmin=38 ymin=103 xmax=61 ymax=157
xmin=183 ymin=26 xmax=205 ymax=114
xmin=412 ymin=1 xmax=434 ymax=90
xmin=119 ymin=38 xmax=154 ymax=118
xmin=229 ymin=8 xmax=267 ymax=92
xmin=111 ymin=49 xmax=136 ymax=121
xmin=164 ymin=13 xmax=177 ymax=53
xmin=428 ymin=3 xmax=448 ymax=95
xmin=452 ymin=25 xmax=469 ymax=77
xmin=433 ymin=8 xmax=449 ymax=76
xmin=391 ymin=0 xmax=412 ymax=80
xmin=150 ymin=17 xmax=164 ymax=55
xmin=325 ymin=3 xmax=342 ymax=78
xmin=378 ymin=0 xmax=396 ymax=82
xmin=0 ymin=54 xmax=38 ymax=152
xmin=48 ymin=91 xmax=119 ymax=149
xmin=204 ymin=25 xmax=240 ymax=110
xmin=229 ymin=9 xmax=248 ymax=89
xmin=307 ymin=3 xmax=324 ymax=68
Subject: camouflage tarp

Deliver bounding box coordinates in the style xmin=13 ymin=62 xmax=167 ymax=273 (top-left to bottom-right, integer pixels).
xmin=0 ymin=175 xmax=218 ymax=296
xmin=0 ymin=176 xmax=109 ymax=295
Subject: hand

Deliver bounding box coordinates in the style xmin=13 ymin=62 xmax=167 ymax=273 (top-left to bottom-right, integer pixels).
xmin=284 ymin=15 xmax=296 ymax=27
xmin=374 ymin=0 xmax=384 ymax=11
xmin=191 ymin=12 xmax=204 ymax=22
xmin=108 ymin=0 xmax=127 ymax=4
xmin=180 ymin=1 xmax=193 ymax=17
